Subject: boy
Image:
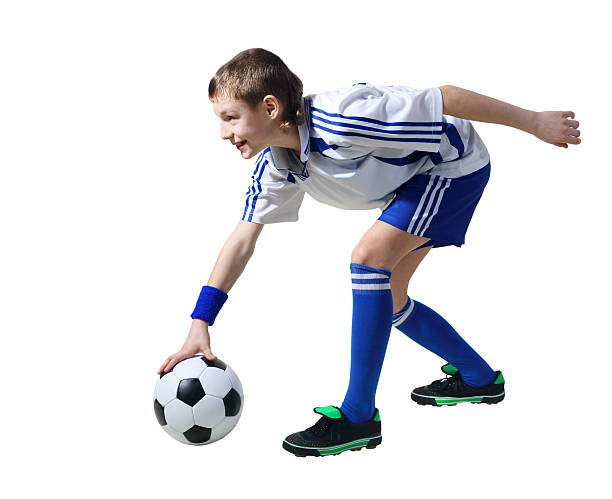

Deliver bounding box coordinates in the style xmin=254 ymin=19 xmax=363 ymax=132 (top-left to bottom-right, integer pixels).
xmin=157 ymin=48 xmax=581 ymax=457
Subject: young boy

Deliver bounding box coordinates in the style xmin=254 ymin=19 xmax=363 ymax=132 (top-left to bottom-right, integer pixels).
xmin=157 ymin=48 xmax=581 ymax=457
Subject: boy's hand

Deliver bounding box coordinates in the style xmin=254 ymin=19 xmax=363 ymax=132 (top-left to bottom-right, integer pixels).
xmin=532 ymin=111 xmax=581 ymax=148
xmin=157 ymin=319 xmax=218 ymax=375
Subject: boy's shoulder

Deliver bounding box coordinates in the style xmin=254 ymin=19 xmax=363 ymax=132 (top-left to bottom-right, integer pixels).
xmin=306 ymin=81 xmax=438 ymax=128
xmin=308 ymin=82 xmax=422 ymax=102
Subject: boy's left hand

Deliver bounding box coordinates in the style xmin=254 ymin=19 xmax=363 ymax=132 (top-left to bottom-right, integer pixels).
xmin=532 ymin=111 xmax=581 ymax=148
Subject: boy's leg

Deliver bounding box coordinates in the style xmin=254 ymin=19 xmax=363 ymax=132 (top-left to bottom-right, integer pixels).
xmin=390 ymin=249 xmax=496 ymax=387
xmin=390 ymin=245 xmax=432 ymax=314
xmin=283 ymin=222 xmax=429 ymax=456
xmin=339 ymin=221 xmax=430 ymax=423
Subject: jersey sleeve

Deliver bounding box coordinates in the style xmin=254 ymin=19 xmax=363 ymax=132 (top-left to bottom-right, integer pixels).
xmin=311 ymin=83 xmax=443 ymax=153
xmin=241 ymin=153 xmax=306 ymax=224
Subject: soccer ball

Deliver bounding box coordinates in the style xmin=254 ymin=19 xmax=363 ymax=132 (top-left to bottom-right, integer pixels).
xmin=153 ymin=355 xmax=244 ymax=445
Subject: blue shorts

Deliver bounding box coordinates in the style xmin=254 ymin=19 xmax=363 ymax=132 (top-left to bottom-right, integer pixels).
xmin=378 ymin=162 xmax=491 ymax=249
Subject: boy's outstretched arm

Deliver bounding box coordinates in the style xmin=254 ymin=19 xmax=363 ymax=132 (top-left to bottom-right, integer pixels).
xmin=439 ymin=85 xmax=581 ymax=148
xmin=157 ymin=220 xmax=264 ymax=374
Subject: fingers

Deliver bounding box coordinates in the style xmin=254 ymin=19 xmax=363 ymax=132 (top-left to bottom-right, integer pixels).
xmin=203 ymin=349 xmax=218 ymax=361
xmin=158 ymin=353 xmax=184 ymax=374
xmin=563 ymin=114 xmax=580 ymax=145
xmin=158 ymin=351 xmax=218 ymax=374
xmin=565 ymin=119 xmax=579 ymax=129
xmin=158 ymin=355 xmax=178 ymax=375
xmin=157 ymin=357 xmax=171 ymax=375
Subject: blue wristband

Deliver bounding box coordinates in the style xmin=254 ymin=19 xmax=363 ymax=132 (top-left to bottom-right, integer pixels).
xmin=191 ymin=285 xmax=228 ymax=326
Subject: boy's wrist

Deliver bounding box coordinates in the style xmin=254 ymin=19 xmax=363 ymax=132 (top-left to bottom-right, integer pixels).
xmin=191 ymin=285 xmax=228 ymax=326
xmin=523 ymin=110 xmax=539 ymax=135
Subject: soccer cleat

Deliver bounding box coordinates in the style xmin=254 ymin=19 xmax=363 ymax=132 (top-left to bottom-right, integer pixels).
xmin=282 ymin=405 xmax=382 ymax=457
xmin=411 ymin=363 xmax=505 ymax=406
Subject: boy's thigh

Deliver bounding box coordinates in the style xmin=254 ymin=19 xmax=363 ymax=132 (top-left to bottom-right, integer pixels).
xmin=352 ymin=219 xmax=431 ymax=270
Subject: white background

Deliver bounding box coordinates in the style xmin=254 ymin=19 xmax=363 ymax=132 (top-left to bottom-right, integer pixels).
xmin=1 ymin=0 xmax=609 ymax=497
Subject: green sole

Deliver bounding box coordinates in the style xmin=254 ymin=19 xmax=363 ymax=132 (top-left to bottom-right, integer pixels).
xmin=412 ymin=391 xmax=505 ymax=406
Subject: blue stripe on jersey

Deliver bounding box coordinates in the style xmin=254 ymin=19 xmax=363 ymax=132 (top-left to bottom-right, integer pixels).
xmin=312 ymin=113 xmax=441 ymax=136
xmin=247 ymin=160 xmax=267 ymax=221
xmin=242 ymin=155 xmax=267 ymax=222
xmin=311 ymin=105 xmax=444 ymax=128
xmin=428 ymin=122 xmax=465 ymax=166
xmin=302 ymin=97 xmax=312 ymax=158
xmin=242 ymin=166 xmax=260 ymax=221
xmin=443 ymin=123 xmax=465 ymax=157
xmin=372 ymin=150 xmax=430 ymax=166
xmin=313 ymin=122 xmax=441 ymax=145
xmin=309 ymin=136 xmax=344 ymax=154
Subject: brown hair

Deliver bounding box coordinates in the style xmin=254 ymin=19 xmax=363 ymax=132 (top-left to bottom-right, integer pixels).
xmin=208 ymin=48 xmax=306 ymax=131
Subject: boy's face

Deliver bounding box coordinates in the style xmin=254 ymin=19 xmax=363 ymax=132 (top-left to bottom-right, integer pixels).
xmin=211 ymin=95 xmax=280 ymax=160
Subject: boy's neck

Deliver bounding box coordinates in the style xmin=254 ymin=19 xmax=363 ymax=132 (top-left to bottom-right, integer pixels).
xmin=270 ymin=124 xmax=301 ymax=157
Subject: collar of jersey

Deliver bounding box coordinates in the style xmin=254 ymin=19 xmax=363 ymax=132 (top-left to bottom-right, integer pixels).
xmin=266 ymin=97 xmax=311 ymax=180
xmin=296 ymin=96 xmax=312 ymax=164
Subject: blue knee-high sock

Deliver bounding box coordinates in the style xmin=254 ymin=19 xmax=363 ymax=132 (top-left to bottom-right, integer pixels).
xmin=340 ymin=263 xmax=393 ymax=424
xmin=392 ymin=297 xmax=496 ymax=387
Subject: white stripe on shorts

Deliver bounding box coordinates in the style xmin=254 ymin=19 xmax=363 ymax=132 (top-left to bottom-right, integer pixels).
xmin=418 ymin=178 xmax=452 ymax=237
xmin=413 ymin=177 xmax=445 ymax=236
xmin=406 ymin=176 xmax=438 ymax=233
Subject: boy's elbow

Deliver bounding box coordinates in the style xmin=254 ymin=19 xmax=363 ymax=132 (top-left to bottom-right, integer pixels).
xmin=232 ymin=220 xmax=264 ymax=249
xmin=438 ymin=85 xmax=456 ymax=115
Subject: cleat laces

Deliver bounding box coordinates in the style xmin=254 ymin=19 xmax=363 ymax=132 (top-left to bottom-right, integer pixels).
xmin=308 ymin=417 xmax=331 ymax=437
xmin=430 ymin=372 xmax=464 ymax=396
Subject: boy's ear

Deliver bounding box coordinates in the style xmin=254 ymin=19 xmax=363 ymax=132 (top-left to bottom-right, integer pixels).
xmin=262 ymin=94 xmax=282 ymax=119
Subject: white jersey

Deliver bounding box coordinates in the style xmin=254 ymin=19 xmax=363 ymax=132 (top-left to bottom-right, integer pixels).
xmin=241 ymin=82 xmax=490 ymax=224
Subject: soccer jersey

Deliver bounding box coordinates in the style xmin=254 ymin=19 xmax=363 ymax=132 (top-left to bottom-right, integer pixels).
xmin=241 ymin=82 xmax=490 ymax=224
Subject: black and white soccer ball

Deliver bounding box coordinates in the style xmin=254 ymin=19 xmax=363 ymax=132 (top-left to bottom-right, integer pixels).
xmin=153 ymin=355 xmax=244 ymax=445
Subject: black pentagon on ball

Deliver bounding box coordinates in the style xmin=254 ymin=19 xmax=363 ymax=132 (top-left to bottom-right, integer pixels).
xmin=154 ymin=399 xmax=167 ymax=426
xmin=223 ymin=388 xmax=242 ymax=416
xmin=184 ymin=425 xmax=212 ymax=444
xmin=196 ymin=355 xmax=227 ymax=370
xmin=177 ymin=378 xmax=205 ymax=407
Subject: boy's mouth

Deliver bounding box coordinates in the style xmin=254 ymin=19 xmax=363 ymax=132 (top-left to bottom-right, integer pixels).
xmin=236 ymin=141 xmax=247 ymax=150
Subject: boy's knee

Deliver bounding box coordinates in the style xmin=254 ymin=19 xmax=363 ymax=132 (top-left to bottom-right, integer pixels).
xmin=351 ymin=245 xmax=391 ymax=270
xmin=351 ymin=246 xmax=368 ymax=264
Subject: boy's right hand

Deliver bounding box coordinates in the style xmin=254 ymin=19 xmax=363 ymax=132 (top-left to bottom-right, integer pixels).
xmin=157 ymin=319 xmax=218 ymax=375
xmin=532 ymin=111 xmax=581 ymax=148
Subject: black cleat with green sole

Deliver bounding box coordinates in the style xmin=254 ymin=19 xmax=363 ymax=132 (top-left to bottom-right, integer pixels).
xmin=282 ymin=405 xmax=382 ymax=457
xmin=411 ymin=363 xmax=505 ymax=406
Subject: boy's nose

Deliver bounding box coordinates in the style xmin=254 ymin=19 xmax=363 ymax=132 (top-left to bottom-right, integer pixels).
xmin=220 ymin=123 xmax=233 ymax=141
